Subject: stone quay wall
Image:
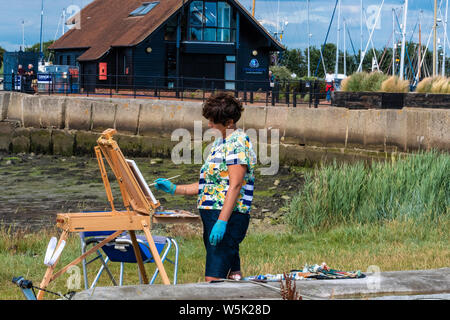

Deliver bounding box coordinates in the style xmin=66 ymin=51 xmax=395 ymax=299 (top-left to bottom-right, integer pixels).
xmin=0 ymin=92 xmax=448 ymax=164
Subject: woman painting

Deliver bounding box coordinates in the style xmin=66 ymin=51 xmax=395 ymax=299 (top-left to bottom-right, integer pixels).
xmin=154 ymin=92 xmax=256 ymax=282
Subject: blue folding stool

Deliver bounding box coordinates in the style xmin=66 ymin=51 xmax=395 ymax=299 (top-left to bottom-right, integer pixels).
xmin=80 ymin=230 xmax=179 ymax=289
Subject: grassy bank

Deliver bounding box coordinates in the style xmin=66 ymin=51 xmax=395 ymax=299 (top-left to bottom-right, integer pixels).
xmin=1 ymin=151 xmax=448 ymax=300
xmin=1 ymin=218 xmax=449 ymax=300
xmin=286 ymin=151 xmax=449 ymax=232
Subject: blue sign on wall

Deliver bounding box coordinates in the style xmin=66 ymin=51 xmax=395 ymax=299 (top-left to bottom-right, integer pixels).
xmin=243 ymin=67 xmax=266 ymax=75
xmin=249 ymin=59 xmax=260 ymax=68
xmin=37 ymin=74 xmax=52 ymax=83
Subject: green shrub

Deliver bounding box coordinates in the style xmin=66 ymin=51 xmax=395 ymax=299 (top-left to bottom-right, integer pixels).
xmin=343 ymin=72 xmax=369 ymax=92
xmin=362 ymin=72 xmax=389 ymax=92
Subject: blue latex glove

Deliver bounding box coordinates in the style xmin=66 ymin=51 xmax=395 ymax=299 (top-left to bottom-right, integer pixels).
xmin=154 ymin=178 xmax=176 ymax=195
xmin=209 ymin=219 xmax=228 ymax=246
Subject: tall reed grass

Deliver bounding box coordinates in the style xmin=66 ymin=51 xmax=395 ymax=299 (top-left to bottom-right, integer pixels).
xmin=286 ymin=151 xmax=450 ymax=232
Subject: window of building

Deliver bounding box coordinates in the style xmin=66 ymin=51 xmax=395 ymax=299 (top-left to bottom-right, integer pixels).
xmin=188 ymin=1 xmax=235 ymax=42
xmin=67 ymin=55 xmax=71 ymax=66
xmin=129 ymin=2 xmax=159 ymax=17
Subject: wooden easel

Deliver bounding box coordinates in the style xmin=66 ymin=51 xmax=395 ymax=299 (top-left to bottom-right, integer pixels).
xmin=37 ymin=129 xmax=199 ymax=300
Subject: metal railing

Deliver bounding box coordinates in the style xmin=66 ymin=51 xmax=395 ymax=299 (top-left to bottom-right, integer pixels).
xmin=0 ymin=73 xmax=327 ymax=108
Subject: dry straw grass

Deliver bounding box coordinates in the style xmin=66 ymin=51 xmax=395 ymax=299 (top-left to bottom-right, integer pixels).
xmin=416 ymin=76 xmax=450 ymax=94
xmin=342 ymin=73 xmax=406 ymax=93
xmin=340 ymin=76 xmax=351 ymax=92
xmin=380 ymin=76 xmax=409 ymax=93
xmin=415 ymin=77 xmax=433 ymax=93
xmin=430 ymin=76 xmax=448 ymax=93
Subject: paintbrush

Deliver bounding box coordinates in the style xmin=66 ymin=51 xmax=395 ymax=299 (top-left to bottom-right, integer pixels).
xmin=148 ymin=175 xmax=181 ymax=186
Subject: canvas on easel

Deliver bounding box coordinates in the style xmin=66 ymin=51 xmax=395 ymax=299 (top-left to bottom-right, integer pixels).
xmin=36 ymin=129 xmax=199 ymax=300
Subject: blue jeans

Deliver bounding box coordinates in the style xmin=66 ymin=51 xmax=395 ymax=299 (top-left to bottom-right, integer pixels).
xmin=200 ymin=209 xmax=250 ymax=278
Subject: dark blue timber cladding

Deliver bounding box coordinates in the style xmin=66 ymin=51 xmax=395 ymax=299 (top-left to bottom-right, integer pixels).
xmin=133 ymin=27 xmax=166 ymax=88
xmin=236 ymin=17 xmax=271 ymax=91
xmin=54 ymin=49 xmax=86 ymax=67
xmin=182 ymin=42 xmax=235 ymax=55
xmin=3 ymin=51 xmax=39 ymax=90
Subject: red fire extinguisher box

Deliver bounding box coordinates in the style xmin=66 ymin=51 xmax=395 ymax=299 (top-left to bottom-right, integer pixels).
xmin=99 ymin=62 xmax=107 ymax=80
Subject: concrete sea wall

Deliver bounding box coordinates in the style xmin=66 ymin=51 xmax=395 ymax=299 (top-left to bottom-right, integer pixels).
xmin=0 ymin=92 xmax=449 ymax=164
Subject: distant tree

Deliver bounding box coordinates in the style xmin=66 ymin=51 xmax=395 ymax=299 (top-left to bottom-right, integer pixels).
xmin=0 ymin=46 xmax=5 ymax=71
xmin=25 ymin=40 xmax=55 ymax=62
xmin=279 ymin=48 xmax=306 ymax=77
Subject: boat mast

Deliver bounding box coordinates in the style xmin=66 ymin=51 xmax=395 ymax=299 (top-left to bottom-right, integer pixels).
xmin=62 ymin=8 xmax=66 ymax=36
xmin=252 ymin=0 xmax=255 ymax=16
xmin=335 ymin=0 xmax=341 ymax=77
xmin=433 ymin=0 xmax=437 ymax=76
xmin=344 ymin=19 xmax=347 ymax=76
xmin=307 ymin=0 xmax=311 ymax=77
xmin=399 ymin=0 xmax=408 ymax=80
xmin=392 ymin=8 xmax=395 ymax=76
xmin=276 ymin=0 xmax=280 ymax=42
xmin=442 ymin=0 xmax=448 ymax=76
xmin=418 ymin=12 xmax=422 ymax=80
xmin=360 ymin=0 xmax=363 ymax=67
xmin=357 ymin=0 xmax=384 ymax=72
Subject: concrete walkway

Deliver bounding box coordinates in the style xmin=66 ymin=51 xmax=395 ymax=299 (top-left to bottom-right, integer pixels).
xmin=73 ymin=267 xmax=450 ymax=300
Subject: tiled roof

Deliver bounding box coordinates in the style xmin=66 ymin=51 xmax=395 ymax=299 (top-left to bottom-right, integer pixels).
xmin=49 ymin=0 xmax=284 ymax=62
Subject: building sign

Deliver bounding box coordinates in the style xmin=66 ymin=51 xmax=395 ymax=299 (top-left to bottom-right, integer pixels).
xmin=249 ymin=58 xmax=259 ymax=68
xmin=99 ymin=62 xmax=107 ymax=80
xmin=243 ymin=58 xmax=265 ymax=74
xmin=37 ymin=74 xmax=52 ymax=84
xmin=14 ymin=75 xmax=22 ymax=90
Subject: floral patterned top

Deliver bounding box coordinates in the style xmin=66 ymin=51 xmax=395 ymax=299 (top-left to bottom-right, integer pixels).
xmin=197 ymin=129 xmax=257 ymax=214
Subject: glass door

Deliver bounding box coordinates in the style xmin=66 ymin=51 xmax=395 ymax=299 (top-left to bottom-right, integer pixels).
xmin=225 ymin=62 xmax=235 ymax=90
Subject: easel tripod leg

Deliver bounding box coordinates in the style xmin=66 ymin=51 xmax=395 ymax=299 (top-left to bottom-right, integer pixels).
xmin=141 ymin=221 xmax=170 ymax=285
xmin=129 ymin=230 xmax=149 ymax=284
xmin=37 ymin=230 xmax=69 ymax=300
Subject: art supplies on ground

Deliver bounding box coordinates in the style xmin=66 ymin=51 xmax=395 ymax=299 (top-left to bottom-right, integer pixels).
xmin=243 ymin=262 xmax=364 ymax=282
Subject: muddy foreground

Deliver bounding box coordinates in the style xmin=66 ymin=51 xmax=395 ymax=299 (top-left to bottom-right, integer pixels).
xmin=0 ymin=153 xmax=306 ymax=230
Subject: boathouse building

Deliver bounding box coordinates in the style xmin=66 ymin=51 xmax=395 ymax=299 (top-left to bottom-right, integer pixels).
xmin=49 ymin=0 xmax=284 ymax=92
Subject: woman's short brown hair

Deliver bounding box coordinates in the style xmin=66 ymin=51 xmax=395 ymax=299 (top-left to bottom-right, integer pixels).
xmin=202 ymin=92 xmax=243 ymax=125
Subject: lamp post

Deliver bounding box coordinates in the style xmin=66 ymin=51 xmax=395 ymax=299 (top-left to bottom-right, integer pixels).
xmin=39 ymin=0 xmax=44 ymax=62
